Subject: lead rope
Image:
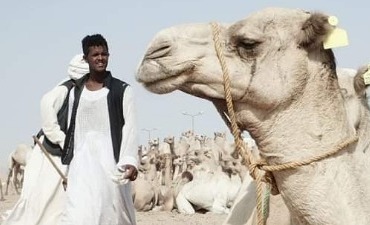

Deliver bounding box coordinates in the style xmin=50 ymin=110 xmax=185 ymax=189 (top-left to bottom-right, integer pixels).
xmin=210 ymin=22 xmax=359 ymax=225
xmin=211 ymin=22 xmax=266 ymax=225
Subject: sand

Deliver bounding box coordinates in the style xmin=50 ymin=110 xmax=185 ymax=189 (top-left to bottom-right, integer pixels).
xmin=0 ymin=192 xmax=228 ymax=225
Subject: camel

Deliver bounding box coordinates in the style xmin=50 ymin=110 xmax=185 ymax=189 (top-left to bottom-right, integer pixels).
xmin=133 ymin=144 xmax=175 ymax=212
xmin=171 ymin=140 xmax=244 ymax=215
xmin=175 ymin=154 xmax=243 ymax=214
xmin=6 ymin=144 xmax=33 ymax=195
xmin=213 ymin=131 xmax=235 ymax=159
xmin=136 ymin=7 xmax=370 ymax=224
xmin=132 ymin=174 xmax=158 ymax=211
xmin=133 ymin=147 xmax=160 ymax=212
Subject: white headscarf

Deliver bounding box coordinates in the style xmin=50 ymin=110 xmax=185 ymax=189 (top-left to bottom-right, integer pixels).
xmin=67 ymin=54 xmax=89 ymax=80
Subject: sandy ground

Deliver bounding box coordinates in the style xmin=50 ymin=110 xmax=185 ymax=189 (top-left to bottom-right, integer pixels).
xmin=0 ymin=191 xmax=228 ymax=225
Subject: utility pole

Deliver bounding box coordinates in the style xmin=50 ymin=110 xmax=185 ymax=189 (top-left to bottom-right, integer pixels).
xmin=141 ymin=128 xmax=157 ymax=141
xmin=182 ymin=111 xmax=204 ymax=134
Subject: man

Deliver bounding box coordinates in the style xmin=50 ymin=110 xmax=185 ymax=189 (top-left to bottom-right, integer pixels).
xmin=59 ymin=34 xmax=138 ymax=225
xmin=2 ymin=54 xmax=89 ymax=225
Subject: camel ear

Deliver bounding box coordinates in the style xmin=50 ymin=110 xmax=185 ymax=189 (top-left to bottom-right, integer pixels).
xmin=298 ymin=12 xmax=334 ymax=50
xmin=354 ymin=65 xmax=370 ymax=96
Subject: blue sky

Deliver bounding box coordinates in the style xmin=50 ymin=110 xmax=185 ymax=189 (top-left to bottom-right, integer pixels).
xmin=1 ymin=1 xmax=369 ymax=172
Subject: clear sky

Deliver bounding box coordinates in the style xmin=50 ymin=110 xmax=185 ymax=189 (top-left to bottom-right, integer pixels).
xmin=1 ymin=0 xmax=369 ymax=172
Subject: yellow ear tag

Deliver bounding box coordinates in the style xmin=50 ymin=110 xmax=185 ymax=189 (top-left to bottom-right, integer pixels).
xmin=323 ymin=16 xmax=349 ymax=49
xmin=363 ymin=65 xmax=370 ymax=85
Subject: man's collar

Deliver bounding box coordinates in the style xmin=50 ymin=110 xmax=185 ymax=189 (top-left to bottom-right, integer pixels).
xmin=75 ymin=71 xmax=113 ymax=89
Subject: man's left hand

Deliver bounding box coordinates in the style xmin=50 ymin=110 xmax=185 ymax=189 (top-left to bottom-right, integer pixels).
xmin=122 ymin=165 xmax=138 ymax=181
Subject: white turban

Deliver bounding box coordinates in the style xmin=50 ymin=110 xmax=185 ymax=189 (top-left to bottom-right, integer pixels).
xmin=67 ymin=54 xmax=89 ymax=80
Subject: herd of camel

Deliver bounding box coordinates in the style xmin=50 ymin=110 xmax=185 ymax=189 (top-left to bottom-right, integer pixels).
xmin=2 ymin=130 xmax=252 ymax=215
xmin=132 ymin=130 xmax=251 ymax=214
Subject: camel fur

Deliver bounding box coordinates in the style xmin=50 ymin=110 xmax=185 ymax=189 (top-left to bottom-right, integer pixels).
xmin=136 ymin=7 xmax=370 ymax=225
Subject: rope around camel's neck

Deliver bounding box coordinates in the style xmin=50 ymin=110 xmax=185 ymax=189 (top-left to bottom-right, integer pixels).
xmin=210 ymin=22 xmax=358 ymax=225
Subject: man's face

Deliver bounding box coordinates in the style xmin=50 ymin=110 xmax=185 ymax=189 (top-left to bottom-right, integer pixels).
xmin=84 ymin=45 xmax=109 ymax=73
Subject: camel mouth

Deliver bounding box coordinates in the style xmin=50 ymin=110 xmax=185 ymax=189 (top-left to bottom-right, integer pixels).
xmin=142 ymin=75 xmax=187 ymax=94
xmin=136 ymin=59 xmax=195 ymax=94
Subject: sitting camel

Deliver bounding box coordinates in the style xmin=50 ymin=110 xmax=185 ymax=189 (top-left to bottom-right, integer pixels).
xmin=132 ymin=174 xmax=158 ymax=211
xmin=136 ymin=7 xmax=370 ymax=224
xmin=6 ymin=143 xmax=32 ymax=195
xmin=175 ymin=148 xmax=243 ymax=214
xmin=133 ymin=148 xmax=160 ymax=211
xmin=133 ymin=146 xmax=175 ymax=212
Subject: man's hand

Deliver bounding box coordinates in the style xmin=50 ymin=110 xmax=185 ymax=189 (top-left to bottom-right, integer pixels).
xmin=122 ymin=165 xmax=138 ymax=181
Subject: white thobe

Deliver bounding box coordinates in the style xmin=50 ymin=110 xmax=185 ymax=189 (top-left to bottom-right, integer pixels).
xmin=2 ymin=84 xmax=70 ymax=225
xmin=58 ymin=85 xmax=138 ymax=225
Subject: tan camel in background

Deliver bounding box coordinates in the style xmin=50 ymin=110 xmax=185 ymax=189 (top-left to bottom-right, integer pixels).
xmin=136 ymin=7 xmax=370 ymax=225
xmin=6 ymin=144 xmax=32 ymax=195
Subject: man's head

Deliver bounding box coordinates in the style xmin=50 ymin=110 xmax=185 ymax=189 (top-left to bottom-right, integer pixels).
xmin=82 ymin=34 xmax=109 ymax=74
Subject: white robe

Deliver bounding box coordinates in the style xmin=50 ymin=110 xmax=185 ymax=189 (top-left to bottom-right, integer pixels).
xmin=59 ymin=85 xmax=138 ymax=225
xmin=2 ymin=85 xmax=70 ymax=225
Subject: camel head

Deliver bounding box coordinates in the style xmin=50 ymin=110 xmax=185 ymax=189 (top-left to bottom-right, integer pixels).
xmin=136 ymin=8 xmax=337 ymax=116
xmin=214 ymin=132 xmax=226 ymax=140
xmin=163 ymin=136 xmax=175 ymax=144
xmin=181 ymin=130 xmax=194 ymax=138
xmin=136 ymin=7 xmax=362 ymax=163
xmin=353 ymin=65 xmax=370 ymax=98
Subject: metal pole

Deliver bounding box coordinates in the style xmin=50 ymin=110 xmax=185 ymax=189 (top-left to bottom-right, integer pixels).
xmin=182 ymin=111 xmax=204 ymax=134
xmin=191 ymin=117 xmax=195 ymax=133
xmin=142 ymin=128 xmax=157 ymax=141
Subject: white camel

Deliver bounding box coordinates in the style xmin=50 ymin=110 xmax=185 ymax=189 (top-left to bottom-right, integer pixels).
xmin=136 ymin=7 xmax=370 ymax=224
xmin=175 ymin=146 xmax=243 ymax=214
xmin=6 ymin=144 xmax=33 ymax=195
xmin=176 ymin=169 xmax=241 ymax=214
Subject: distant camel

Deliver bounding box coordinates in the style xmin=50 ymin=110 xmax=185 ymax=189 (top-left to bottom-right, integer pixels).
xmin=5 ymin=144 xmax=32 ymax=195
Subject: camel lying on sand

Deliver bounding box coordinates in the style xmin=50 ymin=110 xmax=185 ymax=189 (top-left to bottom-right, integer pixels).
xmin=136 ymin=7 xmax=370 ymax=225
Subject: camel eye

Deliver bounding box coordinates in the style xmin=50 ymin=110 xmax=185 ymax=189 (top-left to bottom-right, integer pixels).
xmin=239 ymin=39 xmax=259 ymax=50
xmin=237 ymin=39 xmax=260 ymax=57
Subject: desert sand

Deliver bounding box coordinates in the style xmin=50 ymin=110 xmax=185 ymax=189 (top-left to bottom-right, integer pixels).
xmin=0 ymin=191 xmax=228 ymax=225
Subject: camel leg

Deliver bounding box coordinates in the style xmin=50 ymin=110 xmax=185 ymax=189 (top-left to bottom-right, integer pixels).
xmin=176 ymin=191 xmax=195 ymax=214
xmin=5 ymin=168 xmax=13 ymax=195
xmin=13 ymin=165 xmax=21 ymax=194
xmin=19 ymin=169 xmax=24 ymax=189
xmin=0 ymin=178 xmax=4 ymax=201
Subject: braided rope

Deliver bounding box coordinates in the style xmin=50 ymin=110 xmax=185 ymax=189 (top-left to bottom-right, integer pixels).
xmin=210 ymin=22 xmax=359 ymax=225
xmin=262 ymin=185 xmax=271 ymax=223
xmin=258 ymin=135 xmax=358 ymax=172
xmin=211 ymin=22 xmax=265 ymax=225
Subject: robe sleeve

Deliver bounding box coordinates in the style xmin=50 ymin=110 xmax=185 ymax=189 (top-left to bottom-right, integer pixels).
xmin=116 ymin=86 xmax=139 ymax=169
xmin=40 ymin=85 xmax=69 ymax=148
